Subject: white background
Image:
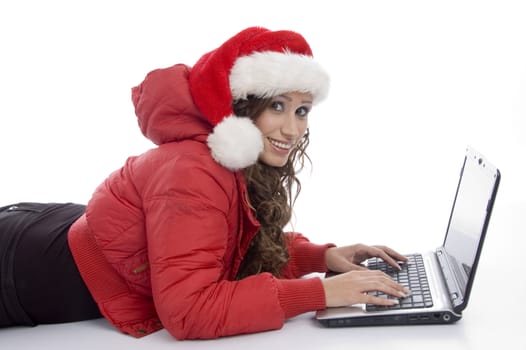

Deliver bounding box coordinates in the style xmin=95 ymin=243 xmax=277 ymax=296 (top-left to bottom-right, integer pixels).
xmin=1 ymin=0 xmax=525 ymax=348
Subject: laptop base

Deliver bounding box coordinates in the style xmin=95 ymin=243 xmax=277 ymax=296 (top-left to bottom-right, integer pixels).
xmin=318 ymin=310 xmax=461 ymax=327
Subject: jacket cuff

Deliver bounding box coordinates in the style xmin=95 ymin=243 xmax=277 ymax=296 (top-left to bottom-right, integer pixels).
xmin=291 ymin=241 xmax=336 ymax=275
xmin=275 ymin=277 xmax=326 ymax=319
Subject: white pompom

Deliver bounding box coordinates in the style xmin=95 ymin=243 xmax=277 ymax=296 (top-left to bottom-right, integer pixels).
xmin=207 ymin=116 xmax=264 ymax=171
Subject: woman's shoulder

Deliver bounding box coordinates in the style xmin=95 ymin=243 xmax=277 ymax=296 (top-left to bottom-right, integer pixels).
xmin=157 ymin=141 xmax=230 ymax=174
xmin=131 ymin=140 xmax=238 ymax=194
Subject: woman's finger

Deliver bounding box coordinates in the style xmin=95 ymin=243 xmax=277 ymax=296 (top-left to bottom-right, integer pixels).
xmin=371 ymin=245 xmax=408 ymax=270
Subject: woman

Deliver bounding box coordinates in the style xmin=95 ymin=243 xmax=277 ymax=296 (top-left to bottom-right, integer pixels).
xmin=0 ymin=26 xmax=409 ymax=340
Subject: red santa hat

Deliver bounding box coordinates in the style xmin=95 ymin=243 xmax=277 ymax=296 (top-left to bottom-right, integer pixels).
xmin=189 ymin=26 xmax=330 ymax=171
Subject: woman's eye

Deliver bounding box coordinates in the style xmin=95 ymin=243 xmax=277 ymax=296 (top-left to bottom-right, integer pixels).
xmin=271 ymin=101 xmax=284 ymax=112
xmin=296 ymin=106 xmax=310 ymax=117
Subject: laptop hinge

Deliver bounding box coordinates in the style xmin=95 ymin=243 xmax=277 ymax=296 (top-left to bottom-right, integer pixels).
xmin=436 ymin=247 xmax=465 ymax=311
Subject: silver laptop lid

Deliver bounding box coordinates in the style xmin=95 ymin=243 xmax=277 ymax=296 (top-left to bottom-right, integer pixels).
xmin=439 ymin=146 xmax=500 ymax=313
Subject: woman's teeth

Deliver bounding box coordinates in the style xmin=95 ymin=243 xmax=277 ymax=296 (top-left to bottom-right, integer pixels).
xmin=268 ymin=138 xmax=292 ymax=150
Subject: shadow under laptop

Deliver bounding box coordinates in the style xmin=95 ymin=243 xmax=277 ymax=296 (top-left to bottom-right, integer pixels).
xmin=309 ymin=315 xmax=469 ymax=346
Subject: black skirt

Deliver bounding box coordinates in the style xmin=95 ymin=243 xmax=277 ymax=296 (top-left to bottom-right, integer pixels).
xmin=0 ymin=202 xmax=101 ymax=327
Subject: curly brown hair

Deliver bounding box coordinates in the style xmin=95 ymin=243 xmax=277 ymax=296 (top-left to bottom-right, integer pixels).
xmin=234 ymin=96 xmax=310 ymax=279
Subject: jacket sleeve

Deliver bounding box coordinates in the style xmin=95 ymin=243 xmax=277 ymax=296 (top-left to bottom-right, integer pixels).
xmin=280 ymin=232 xmax=336 ymax=279
xmin=142 ymin=156 xmax=324 ymax=339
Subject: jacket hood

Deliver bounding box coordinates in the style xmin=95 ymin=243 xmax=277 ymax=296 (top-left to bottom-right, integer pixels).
xmin=132 ymin=64 xmax=212 ymax=145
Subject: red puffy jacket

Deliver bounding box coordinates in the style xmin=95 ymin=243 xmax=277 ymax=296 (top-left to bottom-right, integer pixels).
xmin=68 ymin=64 xmax=332 ymax=340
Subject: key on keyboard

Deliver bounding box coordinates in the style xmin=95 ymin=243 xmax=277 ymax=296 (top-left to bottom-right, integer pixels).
xmin=365 ymin=253 xmax=433 ymax=311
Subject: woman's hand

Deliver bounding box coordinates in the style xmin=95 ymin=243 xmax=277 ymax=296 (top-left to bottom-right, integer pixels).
xmin=322 ymin=269 xmax=411 ymax=307
xmin=322 ymin=243 xmax=410 ymax=307
xmin=325 ymin=243 xmax=408 ymax=273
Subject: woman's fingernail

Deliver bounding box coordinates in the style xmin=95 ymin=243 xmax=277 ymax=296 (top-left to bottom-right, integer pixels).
xmin=397 ymin=289 xmax=411 ymax=298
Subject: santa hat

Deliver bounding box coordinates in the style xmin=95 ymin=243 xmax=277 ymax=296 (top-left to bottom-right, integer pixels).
xmin=189 ymin=26 xmax=330 ymax=171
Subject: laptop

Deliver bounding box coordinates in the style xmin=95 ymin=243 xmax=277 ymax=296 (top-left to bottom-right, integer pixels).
xmin=315 ymin=146 xmax=500 ymax=326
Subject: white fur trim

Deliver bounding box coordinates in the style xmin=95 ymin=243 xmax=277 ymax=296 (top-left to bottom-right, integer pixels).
xmin=229 ymin=51 xmax=330 ymax=104
xmin=207 ymin=116 xmax=264 ymax=171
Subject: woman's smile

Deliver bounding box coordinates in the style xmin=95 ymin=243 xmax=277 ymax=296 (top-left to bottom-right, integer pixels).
xmin=267 ymin=137 xmax=294 ymax=153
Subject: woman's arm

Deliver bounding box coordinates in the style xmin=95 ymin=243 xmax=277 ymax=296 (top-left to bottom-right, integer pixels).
xmin=279 ymin=232 xmax=335 ymax=278
xmin=143 ymin=160 xmax=325 ymax=339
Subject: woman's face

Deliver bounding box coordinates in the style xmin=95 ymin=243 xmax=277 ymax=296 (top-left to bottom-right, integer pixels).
xmin=254 ymin=92 xmax=312 ymax=167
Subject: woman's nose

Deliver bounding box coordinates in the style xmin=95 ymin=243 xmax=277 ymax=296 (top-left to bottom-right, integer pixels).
xmin=281 ymin=112 xmax=299 ymax=137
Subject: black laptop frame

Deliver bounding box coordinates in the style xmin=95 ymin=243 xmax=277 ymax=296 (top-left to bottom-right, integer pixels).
xmin=439 ymin=147 xmax=501 ymax=313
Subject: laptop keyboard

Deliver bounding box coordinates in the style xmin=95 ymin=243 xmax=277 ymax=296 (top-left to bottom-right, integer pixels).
xmin=366 ymin=253 xmax=433 ymax=311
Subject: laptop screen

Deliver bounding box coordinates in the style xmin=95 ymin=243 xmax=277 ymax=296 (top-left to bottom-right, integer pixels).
xmin=442 ymin=147 xmax=500 ymax=297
